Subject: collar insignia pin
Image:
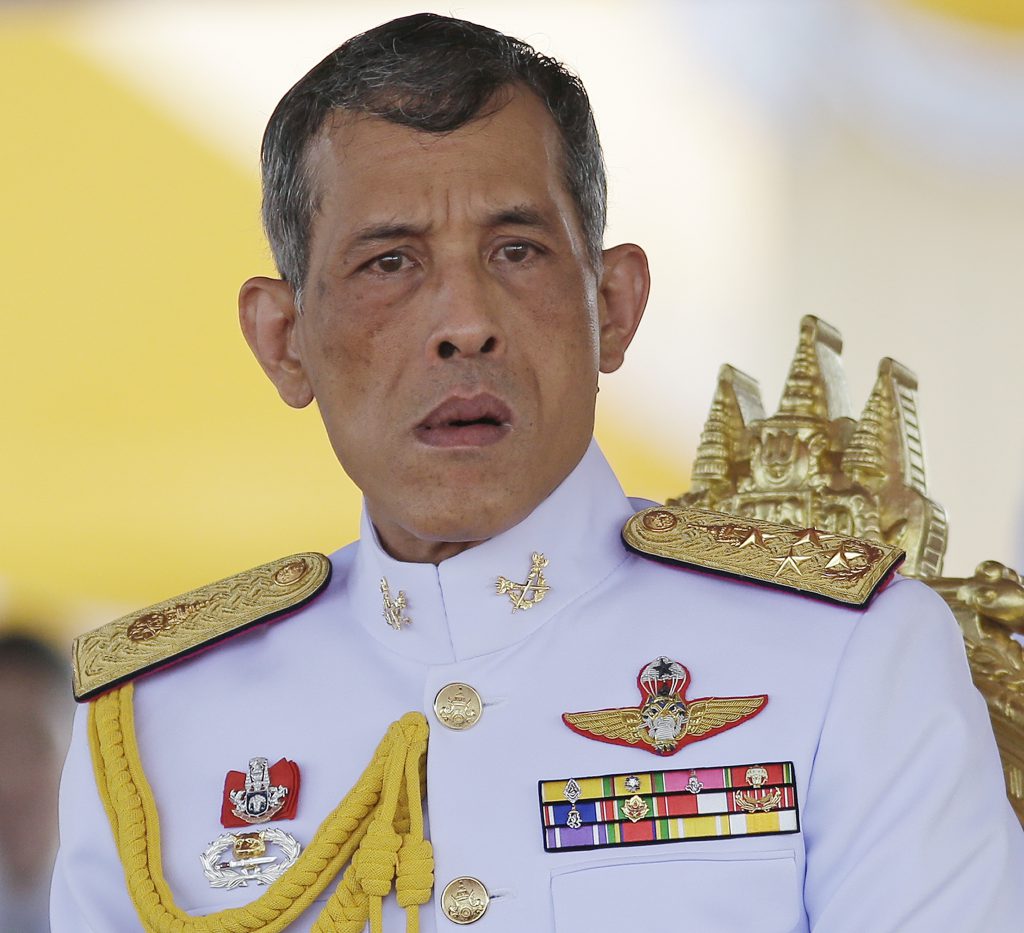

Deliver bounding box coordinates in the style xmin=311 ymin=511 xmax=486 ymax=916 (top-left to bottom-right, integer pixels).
xmin=562 ymin=656 xmax=768 ymax=756
xmin=201 ymin=828 xmax=301 ymax=889
xmin=221 ymin=757 xmax=300 ymax=828
xmin=496 ymin=552 xmax=550 ymax=612
xmin=380 ymin=578 xmax=411 ymax=630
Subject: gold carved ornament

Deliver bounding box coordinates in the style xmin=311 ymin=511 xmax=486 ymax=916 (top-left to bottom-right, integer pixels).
xmin=671 ymin=315 xmax=1024 ymax=823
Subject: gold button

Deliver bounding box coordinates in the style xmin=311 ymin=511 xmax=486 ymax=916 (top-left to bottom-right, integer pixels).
xmin=433 ymin=683 xmax=483 ymax=730
xmin=441 ymin=876 xmax=489 ymax=924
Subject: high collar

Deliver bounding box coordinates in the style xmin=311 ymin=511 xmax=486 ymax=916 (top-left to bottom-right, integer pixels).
xmin=345 ymin=440 xmax=635 ymax=664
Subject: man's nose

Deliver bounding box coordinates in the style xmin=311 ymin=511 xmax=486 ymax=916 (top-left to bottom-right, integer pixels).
xmin=437 ymin=335 xmax=498 ymax=359
xmin=427 ymin=262 xmax=504 ymax=361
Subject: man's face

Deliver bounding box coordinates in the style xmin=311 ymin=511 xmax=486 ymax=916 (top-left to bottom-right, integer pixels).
xmin=246 ymin=89 xmax=646 ymax=561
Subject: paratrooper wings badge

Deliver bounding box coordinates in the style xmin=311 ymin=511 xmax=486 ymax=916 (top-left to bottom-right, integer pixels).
xmin=562 ymin=657 xmax=767 ymax=756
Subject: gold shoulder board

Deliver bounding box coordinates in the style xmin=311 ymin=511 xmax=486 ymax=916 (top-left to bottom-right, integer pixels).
xmin=72 ymin=553 xmax=331 ymax=701
xmin=623 ymin=506 xmax=904 ymax=609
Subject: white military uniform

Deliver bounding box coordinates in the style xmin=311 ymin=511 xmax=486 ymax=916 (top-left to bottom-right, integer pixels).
xmin=52 ymin=441 xmax=1024 ymax=931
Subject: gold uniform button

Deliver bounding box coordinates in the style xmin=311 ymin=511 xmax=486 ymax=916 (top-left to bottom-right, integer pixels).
xmin=433 ymin=683 xmax=482 ymax=730
xmin=442 ymin=876 xmax=489 ymax=924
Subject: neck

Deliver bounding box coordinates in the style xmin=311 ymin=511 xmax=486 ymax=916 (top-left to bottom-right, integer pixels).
xmin=365 ymin=500 xmax=536 ymax=565
xmin=374 ymin=530 xmax=483 ymax=565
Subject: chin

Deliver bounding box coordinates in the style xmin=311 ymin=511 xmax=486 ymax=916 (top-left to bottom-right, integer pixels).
xmin=404 ymin=490 xmax=537 ymax=544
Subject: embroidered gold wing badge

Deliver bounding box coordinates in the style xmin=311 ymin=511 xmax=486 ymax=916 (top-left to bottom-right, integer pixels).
xmin=72 ymin=553 xmax=331 ymax=701
xmin=623 ymin=506 xmax=904 ymax=608
xmin=563 ymin=656 xmax=767 ymax=756
xmin=562 ymin=708 xmax=650 ymax=747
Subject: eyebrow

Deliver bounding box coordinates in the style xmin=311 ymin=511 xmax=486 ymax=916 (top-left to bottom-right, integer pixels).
xmin=347 ymin=204 xmax=553 ymax=247
xmin=351 ymin=221 xmax=426 ymax=245
xmin=486 ymin=205 xmax=551 ymax=230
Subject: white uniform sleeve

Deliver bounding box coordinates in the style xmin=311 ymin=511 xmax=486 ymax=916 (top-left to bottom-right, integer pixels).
xmin=50 ymin=702 xmax=140 ymax=931
xmin=802 ymin=578 xmax=1024 ymax=932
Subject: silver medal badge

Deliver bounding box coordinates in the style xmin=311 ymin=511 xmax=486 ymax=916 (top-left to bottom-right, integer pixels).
xmin=201 ymin=828 xmax=301 ymax=889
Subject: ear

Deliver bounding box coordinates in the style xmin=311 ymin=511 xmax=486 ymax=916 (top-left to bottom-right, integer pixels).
xmin=596 ymin=243 xmax=650 ymax=373
xmin=238 ymin=276 xmax=314 ymax=408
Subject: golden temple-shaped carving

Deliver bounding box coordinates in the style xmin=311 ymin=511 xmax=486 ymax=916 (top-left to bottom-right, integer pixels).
xmin=674 ymin=315 xmax=1024 ymax=822
xmin=675 ymin=316 xmax=947 ymax=577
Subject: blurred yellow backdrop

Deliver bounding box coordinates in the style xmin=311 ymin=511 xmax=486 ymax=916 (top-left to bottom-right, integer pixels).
xmin=909 ymin=0 xmax=1024 ymax=30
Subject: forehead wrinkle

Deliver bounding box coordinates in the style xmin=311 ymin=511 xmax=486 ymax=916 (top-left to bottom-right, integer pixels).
xmin=350 ymin=219 xmax=431 ymax=245
xmin=310 ymin=96 xmax=582 ymax=265
xmin=346 ymin=197 xmax=557 ymax=251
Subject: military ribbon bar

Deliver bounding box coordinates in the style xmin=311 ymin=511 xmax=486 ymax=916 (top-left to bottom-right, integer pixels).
xmin=538 ymin=761 xmax=799 ymax=853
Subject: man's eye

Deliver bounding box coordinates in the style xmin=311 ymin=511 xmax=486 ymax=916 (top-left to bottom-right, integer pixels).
xmin=500 ymin=243 xmax=533 ymax=263
xmin=369 ymin=253 xmax=406 ymax=273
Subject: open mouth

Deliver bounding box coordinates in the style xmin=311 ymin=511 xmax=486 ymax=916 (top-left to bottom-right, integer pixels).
xmin=416 ymin=394 xmax=513 ymax=448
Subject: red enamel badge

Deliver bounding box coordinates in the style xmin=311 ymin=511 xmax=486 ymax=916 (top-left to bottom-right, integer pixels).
xmin=220 ymin=757 xmax=301 ymax=827
xmin=563 ymin=656 xmax=767 ymax=756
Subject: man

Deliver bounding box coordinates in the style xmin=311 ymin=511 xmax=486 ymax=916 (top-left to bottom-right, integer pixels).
xmin=0 ymin=633 xmax=72 ymax=933
xmin=52 ymin=13 xmax=1023 ymax=932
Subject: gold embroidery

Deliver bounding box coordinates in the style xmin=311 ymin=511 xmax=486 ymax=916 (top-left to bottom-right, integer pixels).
xmin=125 ymin=598 xmax=214 ymax=643
xmin=623 ymin=506 xmax=902 ymax=607
xmin=73 ymin=553 xmax=331 ymax=701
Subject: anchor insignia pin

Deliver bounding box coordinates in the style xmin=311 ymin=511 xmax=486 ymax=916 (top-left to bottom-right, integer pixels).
xmin=496 ymin=552 xmax=550 ymax=612
xmin=380 ymin=578 xmax=411 ymax=630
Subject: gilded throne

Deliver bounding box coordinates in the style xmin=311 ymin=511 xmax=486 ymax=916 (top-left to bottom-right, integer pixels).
xmin=673 ymin=316 xmax=1024 ymax=823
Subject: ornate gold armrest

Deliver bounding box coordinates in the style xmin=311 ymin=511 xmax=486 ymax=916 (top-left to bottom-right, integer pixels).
xmin=925 ymin=562 xmax=1024 ymax=820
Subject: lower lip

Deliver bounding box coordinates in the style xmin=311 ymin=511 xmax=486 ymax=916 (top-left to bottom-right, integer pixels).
xmin=415 ymin=423 xmax=511 ymax=448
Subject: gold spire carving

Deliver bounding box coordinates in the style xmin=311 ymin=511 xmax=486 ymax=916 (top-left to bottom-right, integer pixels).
xmin=691 ymin=366 xmax=763 ymax=491
xmin=672 ymin=315 xmax=941 ymax=577
xmin=672 ymin=315 xmax=1024 ymax=824
xmin=777 ymin=316 xmax=839 ymax=420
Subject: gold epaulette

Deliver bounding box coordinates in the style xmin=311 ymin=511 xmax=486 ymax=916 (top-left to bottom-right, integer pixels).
xmin=622 ymin=506 xmax=904 ymax=608
xmin=73 ymin=553 xmax=331 ymax=701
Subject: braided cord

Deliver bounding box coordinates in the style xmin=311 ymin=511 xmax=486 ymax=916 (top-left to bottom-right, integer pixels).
xmin=88 ymin=684 xmax=432 ymax=932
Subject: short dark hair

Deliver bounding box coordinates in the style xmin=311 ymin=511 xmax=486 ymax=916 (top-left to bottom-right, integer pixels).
xmin=260 ymin=12 xmax=607 ymax=306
